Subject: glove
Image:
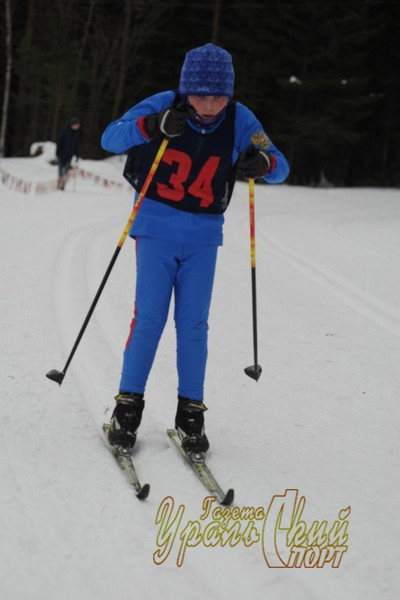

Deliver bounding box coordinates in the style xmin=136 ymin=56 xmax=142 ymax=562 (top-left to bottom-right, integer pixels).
xmin=141 ymin=105 xmax=189 ymax=139
xmin=236 ymin=145 xmax=274 ymax=179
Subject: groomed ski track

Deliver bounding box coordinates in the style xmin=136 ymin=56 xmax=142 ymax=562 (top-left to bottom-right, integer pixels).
xmin=1 ymin=156 xmax=399 ymax=599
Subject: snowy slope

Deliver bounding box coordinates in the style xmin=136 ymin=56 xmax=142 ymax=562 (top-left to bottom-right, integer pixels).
xmin=1 ymin=152 xmax=399 ymax=600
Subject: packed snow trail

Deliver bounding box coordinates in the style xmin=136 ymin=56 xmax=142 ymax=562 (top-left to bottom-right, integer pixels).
xmin=1 ymin=153 xmax=399 ymax=599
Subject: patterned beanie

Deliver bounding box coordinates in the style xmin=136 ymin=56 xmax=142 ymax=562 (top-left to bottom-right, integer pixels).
xmin=179 ymin=43 xmax=235 ymax=97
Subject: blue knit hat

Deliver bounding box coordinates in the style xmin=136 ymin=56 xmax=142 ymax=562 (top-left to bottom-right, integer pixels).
xmin=179 ymin=43 xmax=235 ymax=97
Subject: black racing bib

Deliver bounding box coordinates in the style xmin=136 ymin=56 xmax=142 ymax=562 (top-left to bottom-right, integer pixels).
xmin=124 ymin=102 xmax=236 ymax=214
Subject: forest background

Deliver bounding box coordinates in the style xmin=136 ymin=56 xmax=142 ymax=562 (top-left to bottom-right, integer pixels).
xmin=1 ymin=0 xmax=399 ymax=187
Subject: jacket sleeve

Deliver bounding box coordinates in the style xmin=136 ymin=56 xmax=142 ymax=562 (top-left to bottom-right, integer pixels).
xmin=234 ymin=102 xmax=290 ymax=184
xmin=101 ymin=91 xmax=176 ymax=154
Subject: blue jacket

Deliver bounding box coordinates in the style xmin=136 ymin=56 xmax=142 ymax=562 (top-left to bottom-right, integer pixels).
xmin=101 ymin=91 xmax=289 ymax=245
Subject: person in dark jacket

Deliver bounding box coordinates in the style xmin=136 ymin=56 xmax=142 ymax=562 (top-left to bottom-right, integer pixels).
xmin=56 ymin=117 xmax=81 ymax=190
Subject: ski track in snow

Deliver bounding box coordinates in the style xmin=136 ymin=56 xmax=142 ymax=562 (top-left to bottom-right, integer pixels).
xmin=1 ymin=155 xmax=400 ymax=600
xmin=259 ymin=220 xmax=400 ymax=338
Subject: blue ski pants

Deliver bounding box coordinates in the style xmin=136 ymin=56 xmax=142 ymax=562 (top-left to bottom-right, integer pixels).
xmin=120 ymin=237 xmax=218 ymax=400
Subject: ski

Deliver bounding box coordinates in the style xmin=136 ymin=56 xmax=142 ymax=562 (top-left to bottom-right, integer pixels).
xmin=166 ymin=429 xmax=234 ymax=506
xmin=102 ymin=424 xmax=150 ymax=500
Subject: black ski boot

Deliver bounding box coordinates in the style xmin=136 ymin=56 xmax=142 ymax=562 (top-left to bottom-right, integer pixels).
xmin=175 ymin=396 xmax=210 ymax=454
xmin=108 ymin=392 xmax=144 ymax=449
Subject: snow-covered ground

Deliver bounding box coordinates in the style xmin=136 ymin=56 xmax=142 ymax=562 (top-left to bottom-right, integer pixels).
xmin=1 ymin=149 xmax=399 ymax=599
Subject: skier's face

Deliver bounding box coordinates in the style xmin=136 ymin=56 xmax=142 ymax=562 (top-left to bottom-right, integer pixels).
xmin=187 ymin=95 xmax=229 ymax=121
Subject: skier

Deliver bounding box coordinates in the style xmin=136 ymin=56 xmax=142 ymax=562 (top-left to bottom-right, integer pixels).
xmin=101 ymin=43 xmax=289 ymax=454
xmin=55 ymin=117 xmax=81 ymax=190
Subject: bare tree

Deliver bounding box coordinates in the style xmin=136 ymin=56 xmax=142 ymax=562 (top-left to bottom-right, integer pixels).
xmin=0 ymin=0 xmax=12 ymax=158
xmin=111 ymin=0 xmax=134 ymax=120
xmin=69 ymin=0 xmax=97 ymax=112
xmin=211 ymin=0 xmax=222 ymax=44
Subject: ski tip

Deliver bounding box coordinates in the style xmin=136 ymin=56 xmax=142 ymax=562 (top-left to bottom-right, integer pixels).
xmin=136 ymin=483 xmax=150 ymax=500
xmin=221 ymin=488 xmax=235 ymax=506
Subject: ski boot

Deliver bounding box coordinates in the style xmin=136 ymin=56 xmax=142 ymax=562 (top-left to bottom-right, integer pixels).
xmin=108 ymin=392 xmax=144 ymax=449
xmin=175 ymin=396 xmax=210 ymax=454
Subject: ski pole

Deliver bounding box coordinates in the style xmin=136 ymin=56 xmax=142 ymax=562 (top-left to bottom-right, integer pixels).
xmin=244 ymin=178 xmax=262 ymax=381
xmin=46 ymin=137 xmax=169 ymax=385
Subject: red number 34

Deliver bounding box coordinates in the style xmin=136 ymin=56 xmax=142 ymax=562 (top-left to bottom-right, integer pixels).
xmin=156 ymin=149 xmax=220 ymax=208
